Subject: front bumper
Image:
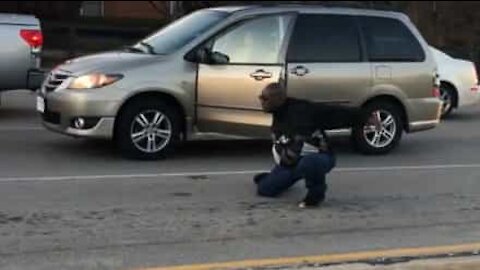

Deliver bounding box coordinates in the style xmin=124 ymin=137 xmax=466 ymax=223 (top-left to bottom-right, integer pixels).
xmin=42 ymin=117 xmax=115 ymax=139
xmin=39 ymin=88 xmax=121 ymax=139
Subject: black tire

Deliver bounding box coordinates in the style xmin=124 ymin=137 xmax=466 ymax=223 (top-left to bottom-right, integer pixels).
xmin=440 ymin=83 xmax=456 ymax=118
xmin=352 ymin=102 xmax=403 ymax=155
xmin=115 ymin=98 xmax=181 ymax=160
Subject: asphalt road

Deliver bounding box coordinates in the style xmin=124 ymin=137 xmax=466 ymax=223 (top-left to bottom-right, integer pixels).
xmin=0 ymin=90 xmax=480 ymax=270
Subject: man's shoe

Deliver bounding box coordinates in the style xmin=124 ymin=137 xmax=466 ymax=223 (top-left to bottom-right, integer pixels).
xmin=298 ymin=193 xmax=324 ymax=208
xmin=253 ymin=173 xmax=269 ymax=185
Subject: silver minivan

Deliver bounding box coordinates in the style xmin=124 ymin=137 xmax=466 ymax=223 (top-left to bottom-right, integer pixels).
xmin=38 ymin=6 xmax=442 ymax=159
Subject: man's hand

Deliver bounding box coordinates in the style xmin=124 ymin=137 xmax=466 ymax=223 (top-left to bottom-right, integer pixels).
xmin=274 ymin=143 xmax=301 ymax=167
xmin=273 ymin=135 xmax=304 ymax=167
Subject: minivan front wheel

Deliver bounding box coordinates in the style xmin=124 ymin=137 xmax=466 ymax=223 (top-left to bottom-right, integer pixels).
xmin=352 ymin=102 xmax=403 ymax=155
xmin=115 ymin=99 xmax=180 ymax=160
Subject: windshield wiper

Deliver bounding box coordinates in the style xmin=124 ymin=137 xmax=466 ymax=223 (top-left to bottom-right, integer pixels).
xmin=124 ymin=46 xmax=146 ymax=53
xmin=139 ymin=42 xmax=156 ymax=54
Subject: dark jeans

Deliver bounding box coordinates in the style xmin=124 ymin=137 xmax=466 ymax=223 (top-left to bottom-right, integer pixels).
xmin=257 ymin=152 xmax=336 ymax=201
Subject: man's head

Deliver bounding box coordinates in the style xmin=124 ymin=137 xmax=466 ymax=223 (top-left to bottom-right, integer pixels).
xmin=259 ymin=83 xmax=287 ymax=113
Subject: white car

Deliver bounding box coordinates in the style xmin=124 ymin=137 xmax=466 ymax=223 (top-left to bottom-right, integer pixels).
xmin=431 ymin=47 xmax=480 ymax=117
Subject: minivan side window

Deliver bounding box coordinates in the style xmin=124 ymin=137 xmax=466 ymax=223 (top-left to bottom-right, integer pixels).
xmin=287 ymin=14 xmax=362 ymax=63
xmin=359 ymin=16 xmax=425 ymax=62
xmin=210 ymin=15 xmax=292 ymax=64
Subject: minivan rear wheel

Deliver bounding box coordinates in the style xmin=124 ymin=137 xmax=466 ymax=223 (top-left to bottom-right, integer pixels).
xmin=115 ymin=99 xmax=180 ymax=160
xmin=352 ymin=102 xmax=403 ymax=155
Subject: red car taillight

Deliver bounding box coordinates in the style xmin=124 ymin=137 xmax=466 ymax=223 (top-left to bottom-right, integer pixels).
xmin=20 ymin=29 xmax=43 ymax=48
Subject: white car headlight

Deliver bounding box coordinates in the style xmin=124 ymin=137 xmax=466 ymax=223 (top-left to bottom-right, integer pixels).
xmin=68 ymin=73 xmax=123 ymax=89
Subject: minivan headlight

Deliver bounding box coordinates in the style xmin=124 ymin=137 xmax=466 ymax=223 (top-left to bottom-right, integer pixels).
xmin=68 ymin=73 xmax=123 ymax=89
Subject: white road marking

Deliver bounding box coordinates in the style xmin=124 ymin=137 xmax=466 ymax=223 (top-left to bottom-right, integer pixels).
xmin=0 ymin=170 xmax=265 ymax=183
xmin=335 ymin=163 xmax=480 ymax=172
xmin=0 ymin=126 xmax=43 ymax=131
xmin=0 ymin=163 xmax=479 ymax=183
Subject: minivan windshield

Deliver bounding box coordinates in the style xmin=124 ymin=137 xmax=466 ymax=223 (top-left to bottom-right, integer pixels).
xmin=133 ymin=10 xmax=229 ymax=55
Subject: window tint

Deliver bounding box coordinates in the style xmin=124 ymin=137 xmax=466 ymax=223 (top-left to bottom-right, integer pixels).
xmin=360 ymin=16 xmax=425 ymax=62
xmin=287 ymin=15 xmax=361 ymax=63
xmin=211 ymin=15 xmax=292 ymax=64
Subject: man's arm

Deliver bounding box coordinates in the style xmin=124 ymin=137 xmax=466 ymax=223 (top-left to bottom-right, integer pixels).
xmin=314 ymin=103 xmax=367 ymax=130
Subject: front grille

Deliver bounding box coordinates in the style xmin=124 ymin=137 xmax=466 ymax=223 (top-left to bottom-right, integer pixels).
xmin=44 ymin=70 xmax=71 ymax=92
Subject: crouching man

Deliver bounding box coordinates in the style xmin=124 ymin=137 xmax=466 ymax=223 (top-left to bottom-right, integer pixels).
xmin=255 ymin=83 xmax=375 ymax=208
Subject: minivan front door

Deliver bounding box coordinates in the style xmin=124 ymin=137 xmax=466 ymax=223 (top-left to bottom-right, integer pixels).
xmin=196 ymin=14 xmax=293 ymax=137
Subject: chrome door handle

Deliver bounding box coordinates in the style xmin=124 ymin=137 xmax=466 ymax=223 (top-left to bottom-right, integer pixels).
xmin=250 ymin=69 xmax=272 ymax=81
xmin=291 ymin=66 xmax=310 ymax=77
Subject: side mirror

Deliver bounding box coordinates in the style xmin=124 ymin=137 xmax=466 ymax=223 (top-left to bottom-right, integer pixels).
xmin=185 ymin=48 xmax=229 ymax=65
xmin=196 ymin=48 xmax=210 ymax=63
xmin=185 ymin=48 xmax=206 ymax=63
xmin=210 ymin=51 xmax=230 ymax=65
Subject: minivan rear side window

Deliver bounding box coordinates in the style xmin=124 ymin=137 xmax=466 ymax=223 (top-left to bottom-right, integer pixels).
xmin=287 ymin=14 xmax=362 ymax=63
xmin=359 ymin=16 xmax=425 ymax=62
